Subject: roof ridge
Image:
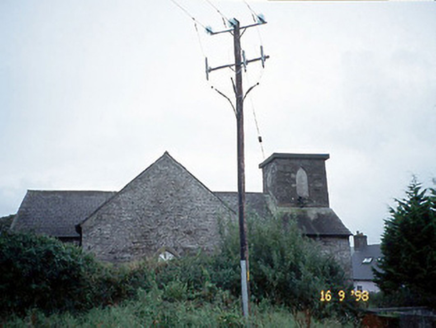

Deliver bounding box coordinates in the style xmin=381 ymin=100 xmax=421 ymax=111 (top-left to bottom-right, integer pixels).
xmin=26 ymin=190 xmax=117 ymax=193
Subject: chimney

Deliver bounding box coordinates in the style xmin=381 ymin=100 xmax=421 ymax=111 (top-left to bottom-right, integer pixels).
xmin=354 ymin=231 xmax=368 ymax=250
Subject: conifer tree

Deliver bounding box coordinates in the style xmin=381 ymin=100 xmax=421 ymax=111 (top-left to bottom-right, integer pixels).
xmin=374 ymin=178 xmax=436 ymax=307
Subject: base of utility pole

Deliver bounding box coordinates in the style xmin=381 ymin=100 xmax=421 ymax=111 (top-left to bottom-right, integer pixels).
xmin=240 ymin=260 xmax=249 ymax=319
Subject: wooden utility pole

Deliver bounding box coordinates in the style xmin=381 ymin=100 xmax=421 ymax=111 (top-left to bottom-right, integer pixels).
xmin=206 ymin=17 xmax=269 ymax=319
xmin=234 ymin=19 xmax=250 ymax=318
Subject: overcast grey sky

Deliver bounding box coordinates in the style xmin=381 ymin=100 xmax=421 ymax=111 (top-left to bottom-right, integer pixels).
xmin=1 ymin=1 xmax=435 ymax=244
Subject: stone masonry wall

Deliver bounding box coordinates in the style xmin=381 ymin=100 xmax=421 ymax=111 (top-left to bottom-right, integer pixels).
xmin=316 ymin=236 xmax=352 ymax=279
xmin=262 ymin=157 xmax=329 ymax=208
xmin=81 ymin=153 xmax=235 ymax=263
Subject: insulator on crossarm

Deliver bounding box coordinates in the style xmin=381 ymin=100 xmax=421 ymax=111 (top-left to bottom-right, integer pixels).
xmin=205 ymin=26 xmax=213 ymax=35
xmin=260 ymin=46 xmax=265 ymax=68
xmin=257 ymin=14 xmax=266 ymax=24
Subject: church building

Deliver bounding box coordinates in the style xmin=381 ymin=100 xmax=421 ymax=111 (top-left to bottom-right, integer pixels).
xmin=10 ymin=152 xmax=352 ymax=274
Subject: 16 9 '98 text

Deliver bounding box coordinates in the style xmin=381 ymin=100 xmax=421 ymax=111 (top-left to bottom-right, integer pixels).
xmin=320 ymin=290 xmax=369 ymax=302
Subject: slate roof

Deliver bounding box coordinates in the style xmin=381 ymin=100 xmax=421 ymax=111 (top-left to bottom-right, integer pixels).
xmin=352 ymin=244 xmax=383 ymax=281
xmin=214 ymin=192 xmax=272 ymax=218
xmin=282 ymin=208 xmax=351 ymax=237
xmin=10 ymin=190 xmax=116 ymax=238
xmin=214 ymin=193 xmax=350 ymax=237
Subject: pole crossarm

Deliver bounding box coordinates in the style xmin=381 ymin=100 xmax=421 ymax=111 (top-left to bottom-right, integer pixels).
xmin=208 ymin=55 xmax=270 ymax=74
xmin=208 ymin=21 xmax=267 ymax=35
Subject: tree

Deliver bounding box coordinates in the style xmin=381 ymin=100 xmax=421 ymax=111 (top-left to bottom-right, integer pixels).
xmin=374 ymin=178 xmax=436 ymax=307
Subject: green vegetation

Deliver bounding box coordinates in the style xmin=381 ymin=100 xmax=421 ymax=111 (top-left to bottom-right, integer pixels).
xmin=218 ymin=213 xmax=360 ymax=326
xmin=0 ymin=232 xmax=114 ymax=315
xmin=0 ymin=214 xmax=361 ymax=327
xmin=2 ymin=295 xmax=353 ymax=328
xmin=0 ymin=214 xmax=14 ymax=233
xmin=374 ymin=178 xmax=436 ymax=308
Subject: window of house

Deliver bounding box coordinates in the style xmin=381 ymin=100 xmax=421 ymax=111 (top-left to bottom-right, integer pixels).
xmin=362 ymin=257 xmax=373 ymax=264
xmin=357 ymin=285 xmax=363 ymax=291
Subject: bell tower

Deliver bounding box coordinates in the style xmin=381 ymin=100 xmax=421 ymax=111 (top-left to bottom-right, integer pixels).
xmin=259 ymin=153 xmax=330 ymax=208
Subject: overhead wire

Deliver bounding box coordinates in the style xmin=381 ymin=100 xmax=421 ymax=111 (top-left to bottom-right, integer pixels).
xmin=244 ymin=70 xmax=265 ymax=159
xmin=204 ymin=0 xmax=230 ymax=27
xmin=240 ymin=0 xmax=267 ymax=159
xmin=194 ymin=22 xmax=206 ymax=58
xmin=169 ymin=0 xmax=213 ymax=87
xmin=243 ymin=0 xmax=257 ymax=16
xmin=242 ymin=0 xmax=258 ymax=23
xmin=169 ymin=0 xmax=208 ymax=30
xmin=169 ymin=0 xmax=267 ymax=144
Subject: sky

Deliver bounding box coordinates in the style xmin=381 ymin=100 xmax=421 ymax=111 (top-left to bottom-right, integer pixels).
xmin=1 ymin=0 xmax=435 ymax=245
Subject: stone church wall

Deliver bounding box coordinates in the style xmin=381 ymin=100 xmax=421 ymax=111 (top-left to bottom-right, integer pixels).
xmin=81 ymin=154 xmax=235 ymax=263
xmin=316 ymin=236 xmax=353 ymax=279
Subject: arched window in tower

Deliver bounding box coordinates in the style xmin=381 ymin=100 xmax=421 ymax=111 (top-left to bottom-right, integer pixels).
xmin=296 ymin=167 xmax=309 ymax=198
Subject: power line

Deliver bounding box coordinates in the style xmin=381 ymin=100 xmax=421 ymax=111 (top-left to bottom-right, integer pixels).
xmin=204 ymin=0 xmax=229 ymax=27
xmin=245 ymin=71 xmax=265 ymax=159
xmin=241 ymin=0 xmax=265 ymax=46
xmin=243 ymin=0 xmax=256 ymax=15
xmin=194 ymin=22 xmax=206 ymax=58
xmin=169 ymin=0 xmax=207 ymax=30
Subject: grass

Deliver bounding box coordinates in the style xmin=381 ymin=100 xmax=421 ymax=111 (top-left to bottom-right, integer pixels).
xmin=1 ymin=287 xmax=353 ymax=328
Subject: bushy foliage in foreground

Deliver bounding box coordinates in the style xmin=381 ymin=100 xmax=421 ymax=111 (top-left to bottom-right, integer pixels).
xmin=1 ymin=214 xmax=361 ymax=326
xmin=0 ymin=233 xmax=115 ymax=315
xmin=217 ymin=213 xmax=360 ymax=326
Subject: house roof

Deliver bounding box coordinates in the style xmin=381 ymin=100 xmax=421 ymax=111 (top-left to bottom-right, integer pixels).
xmin=10 ymin=190 xmax=116 ymax=238
xmin=352 ymin=244 xmax=382 ymax=281
xmin=214 ymin=192 xmax=272 ymax=218
xmin=282 ymin=208 xmax=351 ymax=237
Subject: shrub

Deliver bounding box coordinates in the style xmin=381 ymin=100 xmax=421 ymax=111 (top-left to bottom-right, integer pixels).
xmin=0 ymin=232 xmax=107 ymax=315
xmin=1 ymin=214 xmax=360 ymax=326
xmin=216 ymin=213 xmax=360 ymax=325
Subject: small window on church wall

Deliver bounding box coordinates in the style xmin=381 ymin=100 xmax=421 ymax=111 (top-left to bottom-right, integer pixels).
xmin=159 ymin=251 xmax=175 ymax=262
xmin=296 ymin=167 xmax=309 ymax=198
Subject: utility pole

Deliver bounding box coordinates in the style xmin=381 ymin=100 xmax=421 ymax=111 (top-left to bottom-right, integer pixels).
xmin=205 ymin=17 xmax=269 ymax=319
